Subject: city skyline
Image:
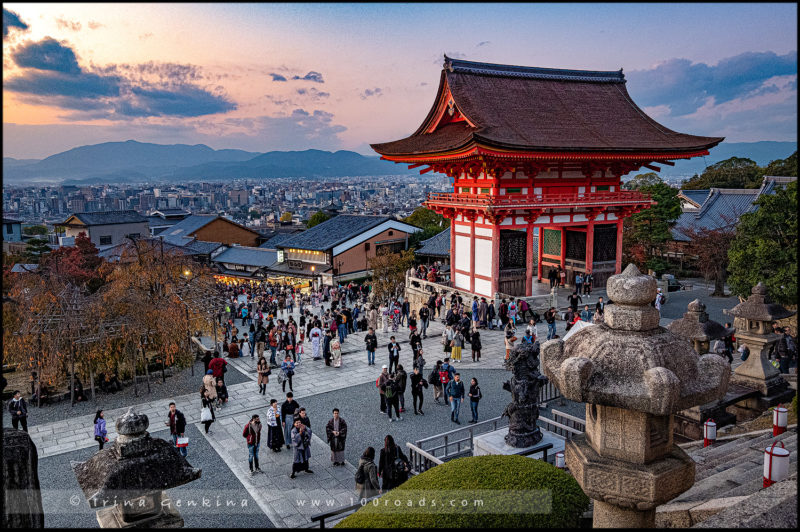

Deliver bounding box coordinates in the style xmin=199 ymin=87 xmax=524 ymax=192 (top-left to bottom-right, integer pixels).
xmin=3 ymin=3 xmax=798 ymax=159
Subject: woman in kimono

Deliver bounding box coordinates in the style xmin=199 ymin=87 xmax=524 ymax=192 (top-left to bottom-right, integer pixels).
xmin=368 ymin=305 xmax=378 ymax=331
xmin=325 ymin=409 xmax=348 ymax=466
xmin=310 ymin=325 xmax=323 ymax=360
xmin=381 ymin=304 xmax=389 ymax=333
xmin=330 ymin=337 xmax=342 ymax=368
xmin=266 ymin=399 xmax=285 ymax=452
xmin=290 ymin=418 xmax=313 ymax=478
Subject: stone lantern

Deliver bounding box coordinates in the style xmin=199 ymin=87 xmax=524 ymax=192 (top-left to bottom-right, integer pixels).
xmin=725 ymin=282 xmax=795 ymax=402
xmin=72 ymin=408 xmax=201 ymax=528
xmin=541 ymin=264 xmax=730 ymax=527
xmin=666 ymin=299 xmax=729 ymax=355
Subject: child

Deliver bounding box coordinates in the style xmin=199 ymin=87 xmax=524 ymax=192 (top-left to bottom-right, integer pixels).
xmin=504 ymin=326 xmax=518 ymax=360
xmin=216 ymin=377 xmax=229 ymax=406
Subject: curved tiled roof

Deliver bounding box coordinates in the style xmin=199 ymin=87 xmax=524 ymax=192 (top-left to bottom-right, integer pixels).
xmin=416 ymin=228 xmax=450 ymax=258
xmin=372 ymin=56 xmax=724 ymax=157
xmin=276 ymin=215 xmax=394 ymax=252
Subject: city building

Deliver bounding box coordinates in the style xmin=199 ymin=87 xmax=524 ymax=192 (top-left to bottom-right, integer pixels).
xmin=3 ymin=218 xmax=23 ymax=242
xmin=269 ymin=214 xmax=421 ymax=285
xmin=147 ymin=208 xmax=191 ymax=236
xmin=57 ymin=210 xmax=150 ymax=248
xmin=372 ymin=56 xmax=723 ymax=296
xmin=159 ymin=214 xmax=263 ymax=247
xmin=414 ymin=228 xmax=451 ymax=266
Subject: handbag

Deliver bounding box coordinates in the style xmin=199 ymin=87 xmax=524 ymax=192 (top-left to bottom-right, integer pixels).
xmin=200 ymin=407 xmax=213 ymax=422
xmin=175 ymin=436 xmax=189 ymax=448
xmin=278 ymin=372 xmax=286 ymax=384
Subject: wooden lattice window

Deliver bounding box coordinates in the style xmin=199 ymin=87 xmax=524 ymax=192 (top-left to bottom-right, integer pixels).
xmin=593 ymin=224 xmax=617 ymax=262
xmin=499 ymin=230 xmax=526 ymax=269
xmin=543 ymin=229 xmax=561 ymax=256
xmin=506 ymin=187 xmax=522 ymax=194
xmin=565 ymin=230 xmax=586 ymax=261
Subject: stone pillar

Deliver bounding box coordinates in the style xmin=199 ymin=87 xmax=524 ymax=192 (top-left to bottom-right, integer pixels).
xmin=3 ymin=429 xmax=44 ymax=529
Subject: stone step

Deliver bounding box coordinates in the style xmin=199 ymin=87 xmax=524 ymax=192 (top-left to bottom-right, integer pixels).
xmin=692 ymin=472 xmax=797 ymax=528
xmin=692 ymin=431 xmax=775 ymax=466
xmin=696 ymin=433 xmax=778 ymax=476
xmin=678 ymin=460 xmax=765 ymax=502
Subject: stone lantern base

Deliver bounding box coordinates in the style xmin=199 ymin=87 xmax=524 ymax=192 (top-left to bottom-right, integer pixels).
xmin=566 ymin=436 xmax=695 ymax=528
xmin=95 ymin=492 xmax=183 ymax=528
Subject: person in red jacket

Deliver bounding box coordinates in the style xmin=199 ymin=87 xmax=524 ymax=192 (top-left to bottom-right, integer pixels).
xmin=243 ymin=414 xmax=262 ymax=475
xmin=208 ymin=352 xmax=228 ymax=382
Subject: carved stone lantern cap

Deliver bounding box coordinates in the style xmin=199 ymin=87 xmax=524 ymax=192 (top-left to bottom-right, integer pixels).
xmin=116 ymin=407 xmax=148 ymax=437
xmin=725 ymin=282 xmax=795 ymax=322
xmin=667 ymin=299 xmax=729 ymax=342
xmin=541 ymin=264 xmax=730 ymax=416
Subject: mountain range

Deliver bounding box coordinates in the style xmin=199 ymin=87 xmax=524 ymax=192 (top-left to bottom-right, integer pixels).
xmin=2 ymin=139 xmax=796 ymax=184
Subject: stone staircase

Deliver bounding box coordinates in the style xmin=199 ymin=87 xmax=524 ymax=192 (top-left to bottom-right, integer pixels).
xmin=656 ymin=428 xmax=798 ymax=527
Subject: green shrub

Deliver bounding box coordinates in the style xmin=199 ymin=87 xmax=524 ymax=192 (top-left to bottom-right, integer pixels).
xmin=792 ymin=394 xmax=797 ymax=416
xmin=335 ymin=455 xmax=589 ymax=528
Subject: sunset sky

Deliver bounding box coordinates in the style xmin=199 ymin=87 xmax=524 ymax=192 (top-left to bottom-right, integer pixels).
xmin=3 ymin=3 xmax=797 ymax=159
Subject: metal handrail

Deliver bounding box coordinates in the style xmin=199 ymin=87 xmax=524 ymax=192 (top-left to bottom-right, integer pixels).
xmin=310 ymin=494 xmax=381 ymax=529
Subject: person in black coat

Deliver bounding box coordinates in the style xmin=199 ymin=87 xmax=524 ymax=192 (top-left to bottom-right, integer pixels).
xmin=166 ymin=402 xmax=188 ymax=457
xmin=378 ymin=434 xmax=409 ymax=491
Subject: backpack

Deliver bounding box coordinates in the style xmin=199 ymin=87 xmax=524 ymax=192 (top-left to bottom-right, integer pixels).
xmin=385 ymin=381 xmax=396 ymax=399
xmin=391 ymin=448 xmax=408 ymax=478
xmin=354 ymin=463 xmax=366 ymax=484
xmin=439 ymin=369 xmax=450 ymax=386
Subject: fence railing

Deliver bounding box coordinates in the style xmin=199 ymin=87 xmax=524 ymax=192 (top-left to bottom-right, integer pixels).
xmin=406 ymin=442 xmax=444 ymax=475
xmin=310 ymin=495 xmax=381 ymax=529
xmin=425 ymin=190 xmax=653 ymax=208
xmin=539 ymin=380 xmax=564 ymax=408
xmin=539 ymin=409 xmax=585 ymax=442
xmin=413 ymin=415 xmax=510 ymax=463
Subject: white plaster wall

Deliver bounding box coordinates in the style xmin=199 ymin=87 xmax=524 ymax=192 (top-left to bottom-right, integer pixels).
xmin=454 ymin=222 xmax=471 ymax=235
xmin=500 ymin=217 xmax=513 ymax=226
xmin=474 ymin=278 xmax=493 ymax=297
xmin=454 ymin=272 xmax=471 ymax=290
xmin=474 ymin=227 xmax=493 ymax=238
xmin=573 ymin=214 xmax=587 ymax=222
xmin=553 ymin=214 xmax=571 ymax=223
xmin=474 ymin=238 xmax=493 ymax=277
xmin=606 ymin=213 xmax=618 ymax=220
xmin=536 ymin=215 xmax=550 ymax=224
xmin=455 ymin=234 xmax=471 ymax=273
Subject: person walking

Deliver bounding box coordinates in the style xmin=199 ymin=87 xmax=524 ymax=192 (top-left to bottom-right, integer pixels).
xmin=396 ymin=365 xmax=408 ymax=413
xmin=419 ymin=304 xmax=430 ymax=339
xmin=583 ymin=273 xmax=593 ymax=295
xmin=200 ymin=390 xmax=215 ymax=435
xmin=446 ymin=373 xmax=465 ymax=424
xmin=384 ymin=373 xmax=402 ymax=421
xmin=387 ymin=336 xmax=401 ymax=374
xmin=8 ymin=390 xmax=29 ymax=432
xmin=355 ymin=447 xmax=380 ymax=500
xmin=208 ymin=352 xmax=228 ymax=383
xmin=166 ymin=402 xmax=188 ymax=457
xmin=325 ymin=408 xmax=348 ymax=466
xmin=257 ymin=356 xmax=271 ymax=395
xmin=505 ymin=325 xmax=518 ymax=360
xmin=429 ymin=361 xmax=444 ymax=404
xmin=281 ymin=392 xmax=300 ymax=450
xmin=468 ymin=378 xmax=482 ymax=424
xmin=575 ymin=273 xmax=583 ymax=295
xmin=378 ymin=435 xmax=409 ymax=492
xmin=243 ymin=414 xmax=262 ymax=475
xmin=545 ymin=307 xmax=557 ymax=340
xmin=310 ymin=324 xmax=323 ymax=360
xmin=290 ymin=418 xmax=313 ymax=478
xmin=410 ymin=366 xmax=426 ymax=415
xmin=241 ymin=333 xmax=252 ymax=358
xmin=331 ymin=336 xmax=343 ymax=368
xmin=365 ymin=327 xmax=378 ymax=366
xmin=450 ymin=328 xmax=464 ymax=362
xmin=377 ymin=365 xmax=390 ymax=414
xmin=568 ymin=291 xmax=582 ymax=313
xmin=280 ymin=354 xmax=295 ymax=393
xmin=93 ymin=410 xmax=108 ymax=449
xmin=266 ymin=399 xmax=285 ymax=452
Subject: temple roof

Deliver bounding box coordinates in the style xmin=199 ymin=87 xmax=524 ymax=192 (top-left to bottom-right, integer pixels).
xmin=372 ymin=56 xmax=724 ymax=158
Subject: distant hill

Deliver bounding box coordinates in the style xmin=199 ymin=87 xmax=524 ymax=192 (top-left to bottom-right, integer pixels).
xmin=2 ymin=141 xmax=418 ymax=183
xmin=660 ymin=141 xmax=797 ymax=178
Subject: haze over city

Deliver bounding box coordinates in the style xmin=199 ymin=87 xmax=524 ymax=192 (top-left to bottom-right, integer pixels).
xmin=3 ymin=3 xmax=797 ymax=159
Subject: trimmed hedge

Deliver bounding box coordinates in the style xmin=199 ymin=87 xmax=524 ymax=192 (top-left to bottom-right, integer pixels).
xmin=335 ymin=454 xmax=589 ymax=528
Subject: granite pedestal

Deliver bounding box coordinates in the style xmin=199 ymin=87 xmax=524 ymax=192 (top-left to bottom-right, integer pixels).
xmin=473 ymin=428 xmax=565 ymax=463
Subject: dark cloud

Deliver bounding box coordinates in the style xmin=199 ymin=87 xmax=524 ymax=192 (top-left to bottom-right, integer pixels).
xmin=360 ymin=87 xmax=383 ymax=100
xmin=476 ymin=41 xmax=491 ymax=47
xmin=291 ymin=71 xmax=324 ymax=83
xmin=270 ymin=73 xmax=288 ymax=81
xmin=296 ymin=87 xmax=330 ymax=100
xmin=3 ymin=7 xmax=28 ymax=39
xmin=13 ymin=37 xmax=80 ymax=73
xmin=6 ymin=37 xmax=236 ymax=119
xmin=627 ymin=50 xmax=797 ymax=116
xmin=55 ymin=17 xmax=81 ymax=31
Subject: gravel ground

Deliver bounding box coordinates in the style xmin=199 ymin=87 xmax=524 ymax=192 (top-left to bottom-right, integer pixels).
xmin=37 ymin=423 xmax=269 ymax=528
xmin=3 ymin=360 xmax=250 ymax=428
xmin=658 ymin=287 xmax=739 ymax=325
xmin=288 ymin=367 xmax=585 ymax=467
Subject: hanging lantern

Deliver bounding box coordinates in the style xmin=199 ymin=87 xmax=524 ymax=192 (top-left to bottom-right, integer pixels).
xmin=703 ymin=418 xmax=717 ymax=447
xmin=772 ymin=405 xmax=788 ymax=436
xmin=763 ymin=441 xmax=790 ymax=488
xmin=555 ymin=451 xmax=565 ymax=469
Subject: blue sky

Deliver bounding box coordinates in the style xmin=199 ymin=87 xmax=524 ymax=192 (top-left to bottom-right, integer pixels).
xmin=2 ymin=3 xmax=797 ymax=158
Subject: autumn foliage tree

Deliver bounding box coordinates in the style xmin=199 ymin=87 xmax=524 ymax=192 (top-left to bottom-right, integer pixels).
xmin=368 ymin=248 xmax=415 ymax=303
xmin=677 ymin=216 xmax=738 ymax=297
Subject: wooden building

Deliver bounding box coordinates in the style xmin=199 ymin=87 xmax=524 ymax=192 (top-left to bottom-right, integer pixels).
xmin=372 ymin=56 xmax=723 ymax=297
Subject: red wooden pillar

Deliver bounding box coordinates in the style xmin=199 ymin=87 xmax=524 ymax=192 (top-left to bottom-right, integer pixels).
xmin=525 ymin=222 xmax=534 ymax=296
xmin=585 ymin=221 xmax=594 ymax=274
xmin=469 ymin=216 xmax=476 ymax=293
xmin=560 ymin=226 xmax=566 ymax=271
xmin=537 ymin=227 xmax=544 ymax=281
xmin=491 ymin=224 xmax=501 ymax=296
xmin=615 ymin=219 xmax=624 ymax=273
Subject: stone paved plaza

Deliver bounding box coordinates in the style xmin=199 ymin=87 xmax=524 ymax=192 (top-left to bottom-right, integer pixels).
xmin=8 ymin=285 xmax=745 ymax=528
